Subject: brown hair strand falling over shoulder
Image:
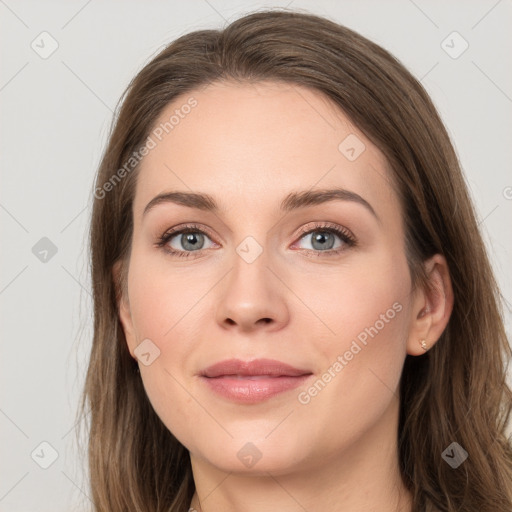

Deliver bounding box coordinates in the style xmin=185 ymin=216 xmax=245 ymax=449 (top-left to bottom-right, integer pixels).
xmin=79 ymin=9 xmax=512 ymax=512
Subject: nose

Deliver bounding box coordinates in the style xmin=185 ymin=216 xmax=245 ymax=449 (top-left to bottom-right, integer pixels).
xmin=215 ymin=250 xmax=290 ymax=333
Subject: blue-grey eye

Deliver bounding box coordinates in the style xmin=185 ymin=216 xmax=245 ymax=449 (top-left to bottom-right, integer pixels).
xmin=169 ymin=231 xmax=212 ymax=252
xmin=298 ymin=230 xmax=343 ymax=251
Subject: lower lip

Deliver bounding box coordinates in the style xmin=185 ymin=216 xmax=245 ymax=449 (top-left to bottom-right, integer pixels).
xmin=201 ymin=375 xmax=312 ymax=403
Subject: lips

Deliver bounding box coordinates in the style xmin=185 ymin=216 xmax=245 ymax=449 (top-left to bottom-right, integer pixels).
xmin=202 ymin=358 xmax=311 ymax=378
xmin=200 ymin=358 xmax=313 ymax=403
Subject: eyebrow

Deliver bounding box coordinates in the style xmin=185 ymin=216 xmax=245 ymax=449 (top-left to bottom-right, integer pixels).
xmin=143 ymin=187 xmax=378 ymax=220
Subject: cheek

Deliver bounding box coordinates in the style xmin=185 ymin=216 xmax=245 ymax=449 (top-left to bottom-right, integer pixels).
xmin=126 ymin=236 xmax=413 ymax=461
xmin=129 ymin=240 xmax=412 ymax=384
xmin=301 ymin=254 xmax=411 ymax=422
xmin=126 ymin=249 xmax=216 ymax=438
xmin=291 ymin=253 xmax=411 ymax=411
xmin=127 ymin=248 xmax=211 ymax=341
xmin=290 ymin=249 xmax=411 ymax=357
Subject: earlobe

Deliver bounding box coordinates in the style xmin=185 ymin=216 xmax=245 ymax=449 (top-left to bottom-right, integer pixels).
xmin=406 ymin=254 xmax=454 ymax=356
xmin=112 ymin=260 xmax=137 ymax=359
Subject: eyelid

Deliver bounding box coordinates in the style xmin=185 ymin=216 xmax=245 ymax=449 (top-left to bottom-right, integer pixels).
xmin=157 ymin=223 xmax=219 ymax=251
xmin=294 ymin=221 xmax=355 ymax=242
xmin=156 ymin=220 xmax=356 ymax=257
xmin=161 ymin=222 xmax=217 ymax=241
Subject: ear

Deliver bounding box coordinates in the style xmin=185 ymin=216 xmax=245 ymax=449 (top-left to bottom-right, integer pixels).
xmin=112 ymin=260 xmax=137 ymax=359
xmin=406 ymin=254 xmax=454 ymax=355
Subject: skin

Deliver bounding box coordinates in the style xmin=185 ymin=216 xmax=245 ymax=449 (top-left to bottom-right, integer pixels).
xmin=115 ymin=81 xmax=453 ymax=512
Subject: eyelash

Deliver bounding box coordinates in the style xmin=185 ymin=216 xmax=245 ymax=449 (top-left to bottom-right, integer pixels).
xmin=155 ymin=222 xmax=357 ymax=259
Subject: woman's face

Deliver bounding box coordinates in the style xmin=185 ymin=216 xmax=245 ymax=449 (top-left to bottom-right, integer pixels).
xmin=118 ymin=80 xmax=421 ymax=475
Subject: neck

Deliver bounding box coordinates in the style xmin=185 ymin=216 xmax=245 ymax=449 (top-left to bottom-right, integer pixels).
xmin=188 ymin=398 xmax=412 ymax=512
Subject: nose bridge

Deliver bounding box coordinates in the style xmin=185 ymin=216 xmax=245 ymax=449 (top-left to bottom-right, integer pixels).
xmin=228 ymin=237 xmax=274 ymax=306
xmin=215 ymin=235 xmax=289 ymax=330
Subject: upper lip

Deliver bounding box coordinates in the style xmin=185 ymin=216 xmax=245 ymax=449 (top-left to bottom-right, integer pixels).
xmin=201 ymin=358 xmax=312 ymax=378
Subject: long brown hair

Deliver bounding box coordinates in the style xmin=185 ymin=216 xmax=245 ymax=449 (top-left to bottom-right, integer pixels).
xmin=79 ymin=8 xmax=512 ymax=511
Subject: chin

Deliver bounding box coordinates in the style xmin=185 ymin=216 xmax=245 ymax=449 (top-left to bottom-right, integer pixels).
xmin=188 ymin=433 xmax=311 ymax=476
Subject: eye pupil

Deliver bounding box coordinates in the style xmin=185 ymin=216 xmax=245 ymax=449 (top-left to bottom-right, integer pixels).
xmin=181 ymin=232 xmax=204 ymax=251
xmin=311 ymin=231 xmax=335 ymax=250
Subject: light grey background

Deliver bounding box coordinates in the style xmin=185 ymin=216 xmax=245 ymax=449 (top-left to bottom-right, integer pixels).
xmin=1 ymin=1 xmax=511 ymax=510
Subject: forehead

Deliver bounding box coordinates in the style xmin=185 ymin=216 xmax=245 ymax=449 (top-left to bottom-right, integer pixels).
xmin=133 ymin=80 xmax=398 ymax=224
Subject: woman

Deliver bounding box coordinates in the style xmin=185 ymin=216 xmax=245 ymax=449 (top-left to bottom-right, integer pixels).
xmin=80 ymin=9 xmax=512 ymax=512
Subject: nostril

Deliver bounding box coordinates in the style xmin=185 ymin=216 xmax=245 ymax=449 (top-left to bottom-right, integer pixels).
xmin=224 ymin=317 xmax=273 ymax=327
